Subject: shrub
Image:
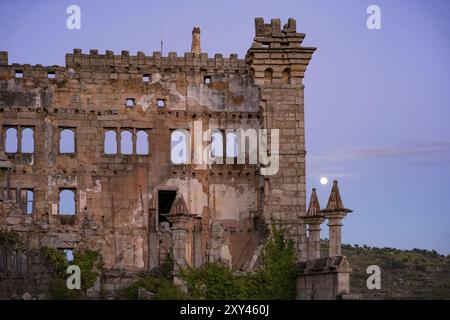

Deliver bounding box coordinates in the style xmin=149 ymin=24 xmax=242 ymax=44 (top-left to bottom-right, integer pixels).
xmin=119 ymin=276 xmax=186 ymax=300
xmin=73 ymin=248 xmax=103 ymax=290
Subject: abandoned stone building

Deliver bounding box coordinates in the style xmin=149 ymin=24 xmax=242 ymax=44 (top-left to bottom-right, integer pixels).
xmin=0 ymin=18 xmax=353 ymax=299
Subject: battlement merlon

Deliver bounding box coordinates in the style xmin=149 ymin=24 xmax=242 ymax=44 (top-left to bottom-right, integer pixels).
xmin=252 ymin=17 xmax=315 ymax=50
xmin=0 ymin=52 xmax=8 ymax=66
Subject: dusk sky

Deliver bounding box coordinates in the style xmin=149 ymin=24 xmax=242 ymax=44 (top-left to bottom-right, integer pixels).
xmin=1 ymin=0 xmax=449 ymax=254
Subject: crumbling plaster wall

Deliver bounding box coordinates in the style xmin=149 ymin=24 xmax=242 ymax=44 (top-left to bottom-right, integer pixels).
xmin=0 ymin=50 xmax=265 ymax=271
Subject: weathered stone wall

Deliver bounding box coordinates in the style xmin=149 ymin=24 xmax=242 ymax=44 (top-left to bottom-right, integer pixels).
xmin=0 ymin=18 xmax=317 ymax=279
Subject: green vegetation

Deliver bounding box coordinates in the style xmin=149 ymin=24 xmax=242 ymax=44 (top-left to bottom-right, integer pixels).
xmin=119 ymin=276 xmax=187 ymax=300
xmin=321 ymin=241 xmax=450 ymax=299
xmin=0 ymin=229 xmax=22 ymax=248
xmin=73 ymin=248 xmax=103 ymax=290
xmin=120 ymin=226 xmax=298 ymax=300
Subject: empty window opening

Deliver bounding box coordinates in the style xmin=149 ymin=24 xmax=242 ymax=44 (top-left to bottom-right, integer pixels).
xmin=120 ymin=130 xmax=133 ymax=155
xmin=63 ymin=249 xmax=74 ymax=262
xmin=211 ymin=131 xmax=224 ymax=158
xmin=226 ymin=132 xmax=238 ymax=158
xmin=143 ymin=74 xmax=151 ymax=83
xmin=21 ymin=128 xmax=34 ymax=153
xmin=171 ymin=130 xmax=188 ymax=164
xmin=282 ymin=68 xmax=291 ymax=85
xmin=21 ymin=189 xmax=34 ymax=214
xmin=5 ymin=128 xmax=18 ymax=153
xmin=136 ymin=130 xmax=149 ymax=155
xmin=60 ymin=129 xmax=75 ymax=153
xmin=204 ymin=76 xmax=212 ymax=84
xmin=104 ymin=130 xmax=117 ymax=154
xmin=126 ymin=98 xmax=135 ymax=108
xmin=264 ymin=68 xmax=273 ymax=84
xmin=26 ymin=190 xmax=34 ymax=214
xmin=47 ymin=71 xmax=56 ymax=79
xmin=15 ymin=71 xmax=23 ymax=78
xmin=158 ymin=190 xmax=177 ymax=224
xmin=157 ymin=99 xmax=165 ymax=108
xmin=59 ymin=189 xmax=76 ymax=215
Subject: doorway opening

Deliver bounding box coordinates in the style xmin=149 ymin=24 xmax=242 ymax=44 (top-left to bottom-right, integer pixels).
xmin=158 ymin=190 xmax=177 ymax=224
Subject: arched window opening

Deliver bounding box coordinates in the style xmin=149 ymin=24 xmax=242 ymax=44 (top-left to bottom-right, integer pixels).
xmin=5 ymin=128 xmax=18 ymax=153
xmin=20 ymin=128 xmax=34 ymax=153
xmin=60 ymin=129 xmax=75 ymax=153
xmin=104 ymin=130 xmax=117 ymax=154
xmin=226 ymin=132 xmax=238 ymax=158
xmin=136 ymin=130 xmax=149 ymax=155
xmin=282 ymin=68 xmax=291 ymax=85
xmin=171 ymin=130 xmax=188 ymax=164
xmin=264 ymin=68 xmax=273 ymax=84
xmin=211 ymin=131 xmax=224 ymax=158
xmin=120 ymin=130 xmax=133 ymax=155
xmin=59 ymin=189 xmax=76 ymax=215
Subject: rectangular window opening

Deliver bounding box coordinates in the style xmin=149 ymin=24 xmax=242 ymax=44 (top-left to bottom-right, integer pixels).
xmin=204 ymin=76 xmax=212 ymax=84
xmin=157 ymin=99 xmax=165 ymax=108
xmin=158 ymin=190 xmax=176 ymax=225
xmin=126 ymin=98 xmax=135 ymax=108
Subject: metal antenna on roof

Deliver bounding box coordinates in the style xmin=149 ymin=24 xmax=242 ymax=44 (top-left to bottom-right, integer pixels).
xmin=160 ymin=28 xmax=163 ymax=55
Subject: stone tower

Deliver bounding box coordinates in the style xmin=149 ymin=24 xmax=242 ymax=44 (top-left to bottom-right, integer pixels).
xmin=246 ymin=18 xmax=316 ymax=261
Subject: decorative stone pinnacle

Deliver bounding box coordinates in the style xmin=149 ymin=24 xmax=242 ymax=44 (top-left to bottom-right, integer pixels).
xmin=321 ymin=180 xmax=352 ymax=214
xmin=306 ymin=188 xmax=322 ymax=217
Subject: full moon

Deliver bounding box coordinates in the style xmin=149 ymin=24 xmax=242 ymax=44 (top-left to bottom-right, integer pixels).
xmin=320 ymin=177 xmax=328 ymax=185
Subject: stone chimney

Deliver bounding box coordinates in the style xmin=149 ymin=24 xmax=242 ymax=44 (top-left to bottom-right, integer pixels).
xmin=321 ymin=180 xmax=353 ymax=257
xmin=303 ymin=188 xmax=325 ymax=260
xmin=191 ymin=27 xmax=201 ymax=55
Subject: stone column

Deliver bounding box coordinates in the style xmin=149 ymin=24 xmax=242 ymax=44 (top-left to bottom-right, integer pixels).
xmin=326 ymin=213 xmax=345 ymax=257
xmin=191 ymin=27 xmax=201 ymax=55
xmin=167 ymin=214 xmax=195 ymax=270
xmin=306 ymin=217 xmax=324 ymax=260
xmin=321 ymin=180 xmax=352 ymax=258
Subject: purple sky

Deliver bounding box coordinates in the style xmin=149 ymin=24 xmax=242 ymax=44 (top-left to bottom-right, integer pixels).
xmin=1 ymin=0 xmax=449 ymax=254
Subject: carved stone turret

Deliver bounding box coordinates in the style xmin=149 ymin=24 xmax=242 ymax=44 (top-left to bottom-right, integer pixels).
xmin=303 ymin=188 xmax=324 ymax=260
xmin=166 ymin=194 xmax=196 ymax=271
xmin=321 ymin=181 xmax=353 ymax=257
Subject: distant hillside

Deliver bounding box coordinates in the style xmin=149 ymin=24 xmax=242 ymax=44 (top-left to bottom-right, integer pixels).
xmin=320 ymin=241 xmax=450 ymax=299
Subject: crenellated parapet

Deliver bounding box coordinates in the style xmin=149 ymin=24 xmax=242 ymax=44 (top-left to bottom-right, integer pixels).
xmin=64 ymin=49 xmax=247 ymax=74
xmin=246 ymin=18 xmax=316 ymax=85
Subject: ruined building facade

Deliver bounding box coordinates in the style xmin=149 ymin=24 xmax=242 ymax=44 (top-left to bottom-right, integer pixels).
xmin=0 ymin=18 xmax=352 ymax=299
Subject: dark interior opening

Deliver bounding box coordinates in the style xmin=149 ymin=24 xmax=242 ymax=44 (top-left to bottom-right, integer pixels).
xmin=158 ymin=190 xmax=177 ymax=224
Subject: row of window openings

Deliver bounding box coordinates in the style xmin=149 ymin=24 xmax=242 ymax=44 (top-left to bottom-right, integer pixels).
xmin=264 ymin=68 xmax=291 ymax=85
xmin=2 ymin=188 xmax=76 ymax=215
xmin=4 ymin=127 xmax=150 ymax=155
xmin=4 ymin=128 xmax=237 ymax=161
xmin=15 ymin=71 xmax=213 ymax=85
xmin=170 ymin=130 xmax=238 ymax=164
xmin=4 ymin=127 xmax=75 ymax=154
xmin=15 ymin=70 xmax=55 ymax=79
xmin=104 ymin=130 xmax=149 ymax=155
xmin=126 ymin=98 xmax=165 ymax=108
